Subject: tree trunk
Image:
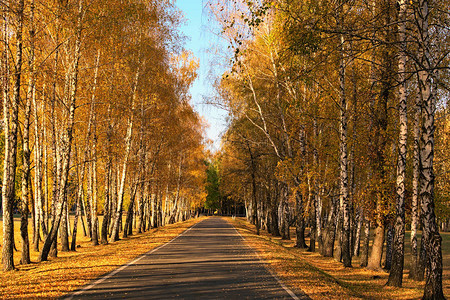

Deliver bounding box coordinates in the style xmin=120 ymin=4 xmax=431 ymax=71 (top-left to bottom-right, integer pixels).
xmin=417 ymin=231 xmax=427 ymax=281
xmin=322 ymin=197 xmax=337 ymax=257
xmin=334 ymin=206 xmax=343 ymax=262
xmin=294 ymin=126 xmax=307 ymax=246
xmin=70 ymin=184 xmax=81 ymax=251
xmin=251 ymin=169 xmax=259 ymax=235
xmin=360 ymin=218 xmax=370 ymax=267
xmin=110 ymin=69 xmax=139 ymax=243
xmin=168 ymin=156 xmax=182 ymax=225
xmin=89 ymin=51 xmax=100 ymax=246
xmin=49 ymin=24 xmax=61 ymax=258
xmin=101 ymin=156 xmax=111 ymax=244
xmin=367 ymin=217 xmax=385 ymax=271
xmin=123 ymin=184 xmax=137 ymax=239
xmin=158 ymin=193 xmax=163 ymax=228
xmin=90 ymin=150 xmax=99 ymax=246
xmin=19 ymin=0 xmax=36 ymax=265
xmin=316 ymin=192 xmax=323 ymax=252
xmin=284 ymin=198 xmax=290 ymax=240
xmin=109 ymin=168 xmax=118 ymax=236
xmin=353 ymin=208 xmax=362 ymax=257
xmin=366 ymin=0 xmax=391 ymax=272
xmin=60 ymin=200 xmax=70 ymax=252
xmin=271 ymin=199 xmax=280 ymax=236
xmin=387 ymin=0 xmax=408 ymax=286
xmin=71 ymin=145 xmax=83 ymax=251
xmin=294 ymin=190 xmax=307 ymax=248
xmin=43 ymin=120 xmax=49 ymax=232
xmin=33 ymin=85 xmax=46 ymax=252
xmin=82 ymin=187 xmax=91 ymax=238
xmin=30 ymin=177 xmax=37 ymax=251
xmin=338 ymin=30 xmax=351 ymax=267
xmin=152 ymin=193 xmax=157 ymax=228
xmin=385 ymin=221 xmax=394 ymax=270
xmin=143 ymin=195 xmax=148 ymax=231
xmin=2 ymin=0 xmax=24 ymax=271
xmin=137 ymin=184 xmax=147 ymax=233
xmin=409 ymin=85 xmax=421 ymax=280
xmin=101 ymin=104 xmax=113 ymax=243
xmin=31 ymin=0 xmax=46 ymax=249
xmin=416 ymin=1 xmax=444 ymax=297
xmin=39 ymin=0 xmax=83 ymax=261
xmin=307 ymin=185 xmax=316 ymax=252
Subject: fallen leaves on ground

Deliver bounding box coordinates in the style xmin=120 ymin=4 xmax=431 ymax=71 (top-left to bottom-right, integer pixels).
xmin=0 ymin=217 xmax=205 ymax=299
xmin=227 ymin=217 xmax=439 ymax=300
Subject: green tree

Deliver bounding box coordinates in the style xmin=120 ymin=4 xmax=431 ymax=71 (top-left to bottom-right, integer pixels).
xmin=205 ymin=162 xmax=221 ymax=212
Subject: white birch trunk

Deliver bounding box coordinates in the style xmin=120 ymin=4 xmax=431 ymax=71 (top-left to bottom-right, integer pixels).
xmin=387 ymin=0 xmax=408 ymax=286
xmin=19 ymin=0 xmax=36 ymax=264
xmin=90 ymin=51 xmax=100 ymax=246
xmin=39 ymin=0 xmax=84 ymax=261
xmin=2 ymin=0 xmax=24 ymax=271
xmin=338 ymin=25 xmax=351 ymax=267
xmin=416 ymin=1 xmax=444 ymax=297
xmin=409 ymin=87 xmax=421 ymax=280
xmin=110 ymin=68 xmax=140 ymax=242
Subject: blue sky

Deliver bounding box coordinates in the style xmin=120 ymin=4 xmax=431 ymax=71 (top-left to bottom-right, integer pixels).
xmin=176 ymin=0 xmax=229 ymax=152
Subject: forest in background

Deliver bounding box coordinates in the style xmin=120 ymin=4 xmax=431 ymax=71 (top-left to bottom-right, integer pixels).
xmin=209 ymin=0 xmax=449 ymax=299
xmin=1 ymin=0 xmax=207 ymax=272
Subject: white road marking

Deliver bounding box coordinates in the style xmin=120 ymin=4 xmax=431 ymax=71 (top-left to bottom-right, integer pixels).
xmin=231 ymin=221 xmax=301 ymax=300
xmin=64 ymin=220 xmax=202 ymax=299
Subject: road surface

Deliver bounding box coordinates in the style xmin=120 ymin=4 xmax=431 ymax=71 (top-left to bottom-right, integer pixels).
xmin=66 ymin=217 xmax=309 ymax=299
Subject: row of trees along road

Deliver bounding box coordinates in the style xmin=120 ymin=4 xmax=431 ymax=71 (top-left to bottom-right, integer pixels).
xmin=211 ymin=0 xmax=449 ymax=299
xmin=1 ymin=0 xmax=207 ymax=271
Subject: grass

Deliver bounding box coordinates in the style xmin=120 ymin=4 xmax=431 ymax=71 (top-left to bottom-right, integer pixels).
xmin=227 ymin=217 xmax=449 ymax=300
xmin=0 ymin=216 xmax=206 ymax=299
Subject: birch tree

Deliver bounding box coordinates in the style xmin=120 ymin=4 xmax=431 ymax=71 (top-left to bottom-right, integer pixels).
xmin=387 ymin=0 xmax=408 ymax=286
xmin=110 ymin=68 xmax=139 ymax=242
xmin=39 ymin=0 xmax=84 ymax=261
xmin=415 ymin=0 xmax=444 ymax=297
xmin=2 ymin=0 xmax=24 ymax=271
xmin=19 ymin=0 xmax=36 ymax=265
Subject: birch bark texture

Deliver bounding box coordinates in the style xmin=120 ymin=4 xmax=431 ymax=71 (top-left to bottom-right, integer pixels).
xmin=2 ymin=0 xmax=24 ymax=271
xmin=39 ymin=0 xmax=84 ymax=262
xmin=19 ymin=0 xmax=36 ymax=265
xmin=415 ymin=0 xmax=444 ymax=298
xmin=387 ymin=0 xmax=408 ymax=287
xmin=337 ymin=2 xmax=351 ymax=268
xmin=409 ymin=85 xmax=422 ymax=280
xmin=110 ymin=68 xmax=140 ymax=243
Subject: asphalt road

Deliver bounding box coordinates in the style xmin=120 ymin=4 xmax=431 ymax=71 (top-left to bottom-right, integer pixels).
xmin=66 ymin=217 xmax=309 ymax=299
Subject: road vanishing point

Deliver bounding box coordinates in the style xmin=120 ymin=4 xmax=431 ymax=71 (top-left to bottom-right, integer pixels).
xmin=66 ymin=217 xmax=310 ymax=299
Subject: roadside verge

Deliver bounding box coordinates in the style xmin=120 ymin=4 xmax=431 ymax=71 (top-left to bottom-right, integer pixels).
xmin=227 ymin=217 xmax=424 ymax=300
xmin=0 ymin=217 xmax=206 ymax=299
